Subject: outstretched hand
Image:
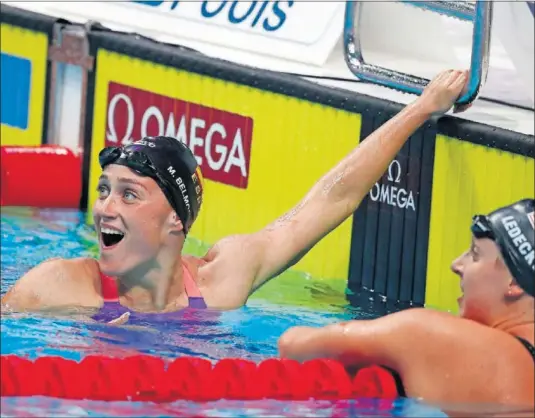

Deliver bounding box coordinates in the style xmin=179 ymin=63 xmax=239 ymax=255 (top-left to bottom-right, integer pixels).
xmin=418 ymin=70 xmax=469 ymax=115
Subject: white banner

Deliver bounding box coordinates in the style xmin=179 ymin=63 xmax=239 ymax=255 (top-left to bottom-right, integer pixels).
xmin=11 ymin=0 xmax=344 ymax=66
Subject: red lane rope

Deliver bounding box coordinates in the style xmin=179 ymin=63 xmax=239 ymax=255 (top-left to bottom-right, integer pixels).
xmin=0 ymin=355 xmax=399 ymax=401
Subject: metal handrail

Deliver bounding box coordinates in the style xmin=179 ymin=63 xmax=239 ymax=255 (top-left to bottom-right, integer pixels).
xmin=343 ymin=1 xmax=493 ymax=107
xmin=400 ymin=1 xmax=475 ymax=21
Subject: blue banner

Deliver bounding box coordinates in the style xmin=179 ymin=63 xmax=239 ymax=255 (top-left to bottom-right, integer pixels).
xmin=0 ymin=52 xmax=32 ymax=130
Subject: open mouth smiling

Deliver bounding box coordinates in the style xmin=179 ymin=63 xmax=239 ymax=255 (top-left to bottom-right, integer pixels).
xmin=100 ymin=226 xmax=125 ymax=248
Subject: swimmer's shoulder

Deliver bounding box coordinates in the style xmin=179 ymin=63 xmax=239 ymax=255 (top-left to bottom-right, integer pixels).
xmin=181 ymin=254 xmax=212 ymax=293
xmin=182 ymin=252 xmax=250 ymax=309
xmin=392 ymin=307 xmax=533 ymax=351
xmin=1 ymin=257 xmax=102 ymax=312
xmin=391 ymin=309 xmax=534 ymax=396
xmin=394 ymin=308 xmax=534 ymax=402
xmin=371 ymin=308 xmax=533 ymax=372
xmin=40 ymin=256 xmax=101 ymax=284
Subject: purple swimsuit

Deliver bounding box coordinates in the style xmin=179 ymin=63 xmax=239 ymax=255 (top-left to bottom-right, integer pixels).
xmin=91 ymin=267 xmax=207 ymax=323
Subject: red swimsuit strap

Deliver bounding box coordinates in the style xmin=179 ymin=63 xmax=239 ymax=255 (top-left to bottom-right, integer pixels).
xmin=182 ymin=262 xmax=202 ymax=298
xmin=100 ymin=272 xmax=119 ymax=302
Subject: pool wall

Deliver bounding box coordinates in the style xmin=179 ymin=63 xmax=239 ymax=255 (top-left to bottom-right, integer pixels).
xmin=1 ymin=4 xmax=533 ymax=313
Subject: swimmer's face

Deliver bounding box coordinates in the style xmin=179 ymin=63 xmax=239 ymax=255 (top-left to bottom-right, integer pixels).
xmin=451 ymin=236 xmax=513 ymax=323
xmin=93 ymin=164 xmax=180 ymax=276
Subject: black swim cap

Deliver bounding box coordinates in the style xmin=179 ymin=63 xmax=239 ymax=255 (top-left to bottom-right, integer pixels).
xmin=471 ymin=199 xmax=535 ymax=297
xmin=98 ymin=136 xmax=203 ymax=234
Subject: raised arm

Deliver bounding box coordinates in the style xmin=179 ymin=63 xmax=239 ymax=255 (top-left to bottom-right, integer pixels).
xmin=241 ymin=70 xmax=468 ymax=290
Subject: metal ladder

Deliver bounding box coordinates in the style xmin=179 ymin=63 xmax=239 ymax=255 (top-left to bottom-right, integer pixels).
xmin=343 ymin=1 xmax=493 ymax=108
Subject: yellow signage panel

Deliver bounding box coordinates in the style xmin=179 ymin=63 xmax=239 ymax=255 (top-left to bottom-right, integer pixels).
xmin=425 ymin=135 xmax=534 ymax=312
xmin=87 ymin=49 xmax=363 ymax=280
xmin=0 ymin=23 xmax=48 ymax=146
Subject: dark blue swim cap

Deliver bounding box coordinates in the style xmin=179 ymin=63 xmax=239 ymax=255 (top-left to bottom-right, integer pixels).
xmin=471 ymin=199 xmax=535 ymax=297
xmin=99 ymin=136 xmax=203 ymax=234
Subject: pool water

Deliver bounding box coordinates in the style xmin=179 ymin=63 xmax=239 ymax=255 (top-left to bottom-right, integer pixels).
xmin=0 ymin=208 xmax=448 ymax=417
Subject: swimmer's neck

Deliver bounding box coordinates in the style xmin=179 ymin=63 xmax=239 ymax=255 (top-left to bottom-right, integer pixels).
xmin=490 ymin=309 xmax=535 ymax=342
xmin=114 ymin=244 xmax=186 ymax=311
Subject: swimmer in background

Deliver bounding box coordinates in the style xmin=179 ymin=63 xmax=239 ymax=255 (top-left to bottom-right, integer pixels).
xmin=278 ymin=210 xmax=535 ymax=405
xmin=2 ymin=70 xmax=468 ymax=322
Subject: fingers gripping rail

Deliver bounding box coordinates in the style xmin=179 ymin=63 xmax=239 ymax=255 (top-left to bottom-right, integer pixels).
xmin=343 ymin=1 xmax=493 ymax=108
xmin=0 ymin=355 xmax=399 ymax=402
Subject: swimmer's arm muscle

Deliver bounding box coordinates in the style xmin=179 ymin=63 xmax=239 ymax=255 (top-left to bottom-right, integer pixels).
xmin=278 ymin=308 xmax=433 ymax=371
xmin=250 ymin=100 xmax=433 ymax=289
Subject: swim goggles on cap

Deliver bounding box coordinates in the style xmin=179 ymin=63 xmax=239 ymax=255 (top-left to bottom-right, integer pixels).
xmin=471 ymin=214 xmax=495 ymax=240
xmin=98 ymin=146 xmax=190 ymax=230
xmin=99 ymin=146 xmax=160 ymax=178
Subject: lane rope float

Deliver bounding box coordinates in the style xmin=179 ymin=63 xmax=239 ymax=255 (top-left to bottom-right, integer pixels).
xmin=0 ymin=355 xmax=400 ymax=401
